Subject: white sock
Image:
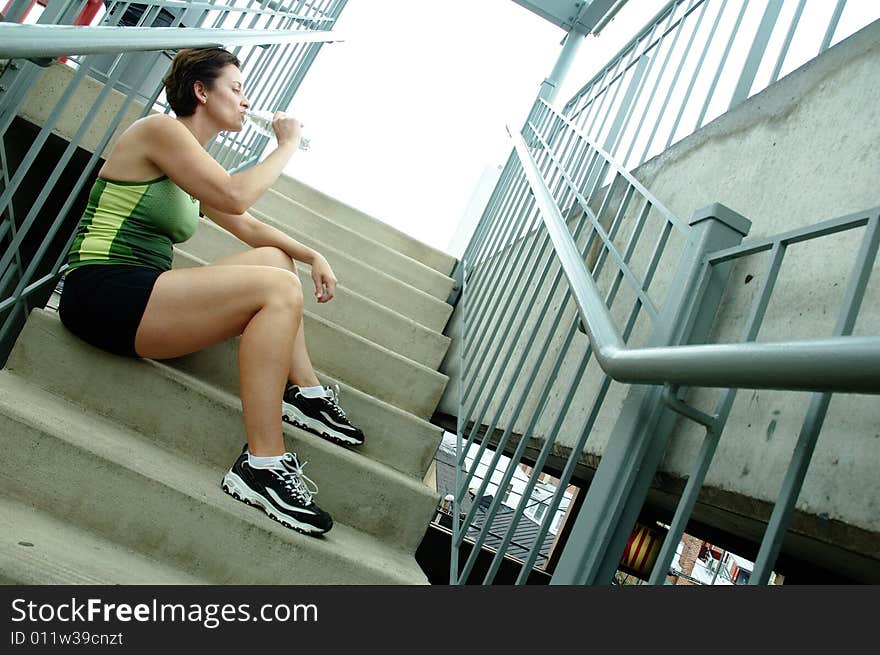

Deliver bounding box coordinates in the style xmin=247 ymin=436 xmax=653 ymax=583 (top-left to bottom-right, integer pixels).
xmin=248 ymin=452 xmax=285 ymax=470
xmin=298 ymin=385 xmax=327 ymax=398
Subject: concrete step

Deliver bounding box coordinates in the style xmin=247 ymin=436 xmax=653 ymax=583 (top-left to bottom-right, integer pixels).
xmin=0 ymin=496 xmax=209 ymax=585
xmin=7 ymin=311 xmax=439 ymax=553
xmin=0 ymin=375 xmax=429 ymax=584
xmin=272 ymin=174 xmax=458 ymax=277
xmin=173 ymin=248 xmax=451 ymax=371
xmin=252 ymin=189 xmax=455 ymax=300
xmin=183 ymin=216 xmax=453 ymax=333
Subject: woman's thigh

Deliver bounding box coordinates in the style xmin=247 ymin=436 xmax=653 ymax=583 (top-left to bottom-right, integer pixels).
xmin=134 ymin=263 xmax=301 ymax=359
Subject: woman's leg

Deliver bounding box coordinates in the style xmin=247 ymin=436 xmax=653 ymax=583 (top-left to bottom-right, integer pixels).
xmin=289 ymin=316 xmax=319 ymax=388
xmin=210 ymin=247 xmax=320 ymax=388
xmin=206 ymin=247 xmax=365 ymax=446
xmin=133 ymin=262 xmax=302 ymax=456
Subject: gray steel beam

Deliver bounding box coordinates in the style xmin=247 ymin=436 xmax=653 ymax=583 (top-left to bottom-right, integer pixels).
xmin=0 ymin=24 xmax=344 ymax=59
xmin=511 ymin=0 xmax=623 ymax=33
xmin=538 ymin=22 xmax=588 ymax=103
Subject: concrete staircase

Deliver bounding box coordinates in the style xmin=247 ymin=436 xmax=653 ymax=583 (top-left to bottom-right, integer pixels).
xmin=0 ymin=174 xmax=458 ymax=584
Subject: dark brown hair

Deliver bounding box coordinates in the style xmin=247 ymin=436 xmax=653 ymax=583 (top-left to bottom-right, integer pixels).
xmin=163 ymin=47 xmax=241 ymax=117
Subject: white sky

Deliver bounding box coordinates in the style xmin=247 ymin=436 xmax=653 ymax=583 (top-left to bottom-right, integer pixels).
xmin=285 ymin=0 xmax=568 ymax=252
xmin=284 ymin=0 xmax=878 ymax=254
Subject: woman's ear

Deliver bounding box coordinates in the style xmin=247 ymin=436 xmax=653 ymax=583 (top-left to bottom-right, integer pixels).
xmin=193 ymin=80 xmax=208 ymax=104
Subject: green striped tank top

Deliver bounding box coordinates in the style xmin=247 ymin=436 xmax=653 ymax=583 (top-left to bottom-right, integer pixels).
xmin=67 ymin=175 xmax=200 ymax=272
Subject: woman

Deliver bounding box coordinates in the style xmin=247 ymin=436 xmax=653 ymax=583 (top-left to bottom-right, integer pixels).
xmin=59 ymin=47 xmax=363 ymax=536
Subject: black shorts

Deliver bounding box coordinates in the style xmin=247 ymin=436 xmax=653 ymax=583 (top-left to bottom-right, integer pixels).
xmin=59 ymin=264 xmax=164 ymax=357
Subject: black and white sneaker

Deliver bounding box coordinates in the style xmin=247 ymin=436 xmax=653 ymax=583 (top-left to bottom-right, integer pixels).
xmin=282 ymin=383 xmax=365 ymax=446
xmin=221 ymin=445 xmax=332 ymax=535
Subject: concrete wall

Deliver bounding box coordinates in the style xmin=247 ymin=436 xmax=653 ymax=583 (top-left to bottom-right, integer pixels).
xmin=439 ymin=20 xmax=880 ymax=577
xmin=16 ymin=61 xmax=150 ymax=157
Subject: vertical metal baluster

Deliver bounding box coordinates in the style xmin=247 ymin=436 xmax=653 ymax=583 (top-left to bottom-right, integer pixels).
xmin=459 ymin=128 xmax=596 ymax=558
xmin=461 ymin=114 xmax=572 ymax=366
xmin=751 ymin=215 xmax=879 ymax=584
xmin=601 ymin=52 xmax=649 ymax=164
xmin=461 ymin=119 xmax=580 ymax=400
xmin=482 ymin=183 xmax=637 ymax=584
xmin=596 ymin=18 xmax=660 ymax=162
xmin=564 ymin=0 xmax=680 ymax=130
xmin=634 ymin=0 xmax=700 ymax=166
xmin=583 ymin=54 xmax=628 ymax=143
xmin=695 ymin=0 xmax=749 ymax=129
xmin=769 ymin=0 xmax=806 ymax=84
xmin=459 ymin=170 xmax=539 ymax=366
xmin=664 ymin=0 xmax=726 ymax=150
xmin=452 ymin=257 xmax=468 ymax=583
xmin=729 ymin=0 xmax=783 ymax=110
xmin=457 ymin=126 xmax=616 ymax=516
xmin=466 ymin=100 xmax=549 ymax=284
xmin=818 ymin=0 xmax=847 ymax=54
xmin=466 ymin=157 xmax=525 ymax=275
xmin=456 ymin=133 xmax=596 ymax=539
xmin=462 ymin=153 xmax=517 ymax=269
xmin=648 ymin=241 xmax=785 ymax=584
xmin=458 ymin=195 xmax=543 ymax=458
xmin=580 ymin=64 xmax=616 ymax=139
xmin=457 ymin=133 xmax=579 ymax=484
xmin=460 ymin=315 xmax=578 ymax=583
xmin=619 ymin=3 xmax=687 ymax=168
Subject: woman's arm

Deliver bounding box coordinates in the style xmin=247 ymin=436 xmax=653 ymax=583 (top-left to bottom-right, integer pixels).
xmin=141 ymin=114 xmax=300 ymax=214
xmin=202 ymin=205 xmax=338 ymax=303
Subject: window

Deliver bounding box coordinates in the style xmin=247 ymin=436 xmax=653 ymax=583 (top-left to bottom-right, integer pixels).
xmin=502 ymin=483 xmax=514 ymax=505
xmin=533 ymin=501 xmax=547 ymax=522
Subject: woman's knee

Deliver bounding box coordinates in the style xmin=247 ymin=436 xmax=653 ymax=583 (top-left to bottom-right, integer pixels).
xmin=259 ymin=268 xmax=303 ymax=310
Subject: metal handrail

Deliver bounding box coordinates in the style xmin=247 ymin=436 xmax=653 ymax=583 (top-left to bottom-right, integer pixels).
xmin=0 ymin=24 xmax=345 ymax=59
xmin=509 ymin=125 xmax=880 ymax=395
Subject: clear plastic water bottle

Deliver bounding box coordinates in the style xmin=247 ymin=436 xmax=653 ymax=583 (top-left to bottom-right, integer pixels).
xmin=245 ymin=109 xmax=310 ymax=151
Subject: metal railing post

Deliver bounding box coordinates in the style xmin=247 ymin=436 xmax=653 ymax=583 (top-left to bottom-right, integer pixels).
xmin=550 ymin=203 xmax=751 ymax=585
xmin=538 ymin=25 xmax=587 ymax=104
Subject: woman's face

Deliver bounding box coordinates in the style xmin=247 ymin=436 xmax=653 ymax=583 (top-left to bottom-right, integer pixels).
xmin=201 ymin=63 xmax=250 ymax=131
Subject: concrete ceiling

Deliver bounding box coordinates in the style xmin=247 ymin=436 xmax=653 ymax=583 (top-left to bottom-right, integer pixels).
xmin=510 ymin=0 xmax=629 ymax=33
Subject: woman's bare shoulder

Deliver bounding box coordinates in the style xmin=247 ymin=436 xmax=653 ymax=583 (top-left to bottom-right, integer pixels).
xmin=128 ymin=113 xmax=185 ymax=135
xmin=109 ymin=115 xmax=182 ymax=149
xmin=99 ymin=115 xmax=187 ymax=180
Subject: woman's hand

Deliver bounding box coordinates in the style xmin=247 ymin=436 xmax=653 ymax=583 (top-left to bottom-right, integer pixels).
xmin=310 ymin=252 xmax=337 ymax=303
xmin=271 ymin=112 xmax=303 ymax=149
